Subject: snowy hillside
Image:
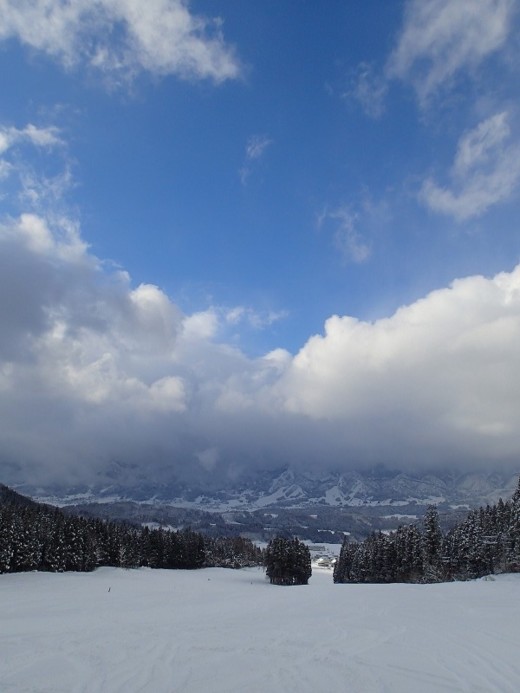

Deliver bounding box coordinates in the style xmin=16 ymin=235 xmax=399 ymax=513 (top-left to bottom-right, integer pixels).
xmin=1 ymin=567 xmax=520 ymax=692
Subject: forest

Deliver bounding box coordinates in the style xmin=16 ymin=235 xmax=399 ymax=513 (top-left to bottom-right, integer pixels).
xmin=334 ymin=479 xmax=520 ymax=584
xmin=2 ymin=479 xmax=520 ymax=585
xmin=0 ymin=484 xmax=263 ymax=573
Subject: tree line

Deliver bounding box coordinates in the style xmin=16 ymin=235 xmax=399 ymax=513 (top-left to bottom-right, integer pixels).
xmin=0 ymin=486 xmax=263 ymax=574
xmin=4 ymin=479 xmax=520 ymax=585
xmin=334 ymin=478 xmax=520 ymax=584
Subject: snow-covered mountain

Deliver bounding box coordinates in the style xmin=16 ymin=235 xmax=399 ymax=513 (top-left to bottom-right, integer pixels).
xmin=20 ymin=468 xmax=518 ymax=512
xmin=10 ymin=468 xmax=517 ymax=544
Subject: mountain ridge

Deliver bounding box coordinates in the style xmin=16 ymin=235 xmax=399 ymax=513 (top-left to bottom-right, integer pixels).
xmin=16 ymin=468 xmax=518 ymax=512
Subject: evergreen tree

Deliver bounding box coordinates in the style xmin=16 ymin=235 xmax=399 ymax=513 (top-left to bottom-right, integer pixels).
xmin=265 ymin=536 xmax=311 ymax=585
xmin=0 ymin=484 xmax=265 ymax=576
xmin=422 ymin=505 xmax=443 ymax=582
xmin=333 ymin=536 xmax=353 ymax=583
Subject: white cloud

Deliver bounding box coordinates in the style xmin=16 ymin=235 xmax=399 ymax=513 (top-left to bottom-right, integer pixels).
xmin=387 ymin=0 xmax=514 ymax=105
xmin=224 ymin=306 xmax=287 ymax=330
xmin=318 ymin=205 xmax=371 ymax=264
xmin=239 ymin=134 xmax=272 ymax=185
xmin=3 ymin=212 xmax=87 ymax=260
xmin=0 ymin=124 xmax=63 ymax=156
xmin=245 ymin=134 xmax=272 ymax=161
xmin=19 ymin=166 xmax=74 ymax=210
xmin=182 ymin=309 xmax=219 ymax=341
xmin=347 ymin=62 xmax=388 ymax=119
xmin=0 ymin=159 xmax=12 ymax=180
xmin=2 ymin=119 xmax=520 ymax=486
xmin=0 ymin=0 xmax=241 ymax=84
xmin=420 ymin=112 xmax=520 ymax=220
xmin=0 ymin=122 xmax=71 ymax=213
xmin=2 ymin=204 xmax=520 ymax=483
xmin=272 ymin=266 xmax=520 ymax=467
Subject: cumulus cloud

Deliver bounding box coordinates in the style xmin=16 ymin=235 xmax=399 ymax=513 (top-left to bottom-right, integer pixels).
xmin=2 ymin=200 xmax=520 ymax=485
xmin=420 ymin=111 xmax=520 ymax=220
xmin=0 ymin=202 xmax=295 ymax=485
xmin=0 ymin=0 xmax=241 ymax=84
xmin=386 ymin=0 xmax=514 ymax=105
xmin=272 ymin=266 xmax=520 ymax=469
xmin=2 ymin=119 xmax=520 ymax=487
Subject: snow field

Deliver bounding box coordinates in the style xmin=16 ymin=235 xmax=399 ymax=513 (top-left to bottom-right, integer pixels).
xmin=1 ymin=567 xmax=520 ymax=692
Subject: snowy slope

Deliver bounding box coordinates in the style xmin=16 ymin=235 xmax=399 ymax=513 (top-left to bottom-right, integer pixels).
xmin=1 ymin=568 xmax=520 ymax=692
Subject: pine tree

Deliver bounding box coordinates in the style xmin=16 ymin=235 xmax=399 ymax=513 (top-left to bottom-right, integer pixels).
xmin=265 ymin=536 xmax=311 ymax=585
xmin=0 ymin=506 xmax=15 ymax=573
xmin=422 ymin=505 xmax=443 ymax=582
xmin=334 ymin=536 xmax=353 ymax=583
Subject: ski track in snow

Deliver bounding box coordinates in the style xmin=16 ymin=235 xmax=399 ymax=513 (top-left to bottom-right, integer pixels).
xmin=1 ymin=568 xmax=520 ymax=692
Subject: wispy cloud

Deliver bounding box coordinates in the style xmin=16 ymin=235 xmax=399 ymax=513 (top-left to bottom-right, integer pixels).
xmin=225 ymin=306 xmax=287 ymax=330
xmin=245 ymin=134 xmax=272 ymax=161
xmin=0 ymin=0 xmax=241 ymax=86
xmin=239 ymin=134 xmax=273 ymax=185
xmin=0 ymin=122 xmax=71 ymax=214
xmin=318 ymin=205 xmax=372 ymax=264
xmin=346 ymin=62 xmax=388 ymax=119
xmin=420 ymin=111 xmax=520 ymax=220
xmin=344 ymin=2 xmax=519 ymax=223
xmin=0 ymin=124 xmax=63 ymax=156
xmin=347 ymin=0 xmax=514 ymax=117
xmin=386 ymin=0 xmax=514 ymax=106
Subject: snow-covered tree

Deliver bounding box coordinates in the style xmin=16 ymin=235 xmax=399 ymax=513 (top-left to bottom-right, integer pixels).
xmin=265 ymin=536 xmax=311 ymax=585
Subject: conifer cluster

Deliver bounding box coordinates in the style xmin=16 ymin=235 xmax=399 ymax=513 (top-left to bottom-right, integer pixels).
xmin=0 ymin=488 xmax=263 ymax=574
xmin=265 ymin=536 xmax=312 ymax=585
xmin=334 ymin=479 xmax=520 ymax=584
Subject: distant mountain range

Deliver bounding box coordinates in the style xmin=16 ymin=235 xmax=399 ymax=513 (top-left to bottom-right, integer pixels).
xmin=19 ymin=468 xmax=519 ymax=512
xmin=11 ymin=468 xmax=518 ymax=544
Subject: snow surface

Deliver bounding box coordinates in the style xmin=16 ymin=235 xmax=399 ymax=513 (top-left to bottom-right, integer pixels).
xmin=1 ymin=568 xmax=520 ymax=692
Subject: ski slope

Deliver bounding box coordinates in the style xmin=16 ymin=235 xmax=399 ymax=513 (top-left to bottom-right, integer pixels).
xmin=1 ymin=567 xmax=519 ymax=692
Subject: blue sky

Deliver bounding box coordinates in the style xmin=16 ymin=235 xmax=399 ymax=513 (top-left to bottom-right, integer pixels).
xmin=1 ymin=0 xmax=520 ymax=486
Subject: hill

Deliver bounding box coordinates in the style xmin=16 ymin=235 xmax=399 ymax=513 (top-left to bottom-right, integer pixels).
xmin=0 ymin=483 xmax=39 ymax=509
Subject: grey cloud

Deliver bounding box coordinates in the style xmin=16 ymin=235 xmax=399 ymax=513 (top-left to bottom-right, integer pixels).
xmin=2 ymin=206 xmax=520 ymax=487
